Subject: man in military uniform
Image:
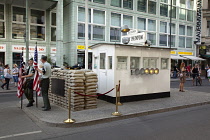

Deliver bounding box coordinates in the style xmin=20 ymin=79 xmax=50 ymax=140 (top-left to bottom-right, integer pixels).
xmin=22 ymin=58 xmax=35 ymax=107
xmin=36 ymin=55 xmax=51 ymax=111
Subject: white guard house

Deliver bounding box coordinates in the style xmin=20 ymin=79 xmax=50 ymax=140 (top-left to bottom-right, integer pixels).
xmin=91 ymin=43 xmax=174 ymax=103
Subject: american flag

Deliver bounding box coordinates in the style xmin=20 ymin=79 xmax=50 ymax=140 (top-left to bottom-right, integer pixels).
xmin=17 ymin=51 xmax=25 ymax=98
xmin=33 ymin=44 xmax=41 ymax=96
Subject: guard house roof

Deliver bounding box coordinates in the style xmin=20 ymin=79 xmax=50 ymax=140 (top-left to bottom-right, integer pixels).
xmin=90 ymin=43 xmax=177 ymax=50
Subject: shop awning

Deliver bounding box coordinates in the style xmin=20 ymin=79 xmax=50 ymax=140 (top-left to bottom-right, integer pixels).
xmin=171 ymin=55 xmax=187 ymax=60
xmin=182 ymin=56 xmax=205 ymax=61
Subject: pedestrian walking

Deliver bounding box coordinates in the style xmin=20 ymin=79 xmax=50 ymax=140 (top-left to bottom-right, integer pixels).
xmin=192 ymin=64 xmax=201 ymax=86
xmin=173 ymin=63 xmax=179 ymax=78
xmin=12 ymin=64 xmax=19 ymax=87
xmin=207 ymin=67 xmax=210 ymax=83
xmin=21 ymin=58 xmax=35 ymax=107
xmin=36 ymin=55 xmax=51 ymax=111
xmin=205 ymin=64 xmax=209 ymax=79
xmin=1 ymin=64 xmax=11 ymax=90
xmin=186 ymin=64 xmax=191 ymax=78
xmin=179 ymin=62 xmax=186 ymax=92
xmin=0 ymin=62 xmax=5 ymax=84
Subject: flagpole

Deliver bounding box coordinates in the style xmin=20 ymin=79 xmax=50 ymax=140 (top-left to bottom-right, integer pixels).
xmin=35 ymin=42 xmax=38 ymax=108
xmin=21 ymin=94 xmax=23 ymax=109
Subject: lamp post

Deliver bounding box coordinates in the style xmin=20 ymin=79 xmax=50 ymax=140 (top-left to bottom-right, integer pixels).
xmin=121 ymin=25 xmax=130 ymax=44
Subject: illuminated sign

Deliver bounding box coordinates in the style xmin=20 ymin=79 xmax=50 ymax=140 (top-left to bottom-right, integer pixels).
xmin=77 ymin=45 xmax=91 ymax=50
xmin=178 ymin=52 xmax=193 ymax=55
xmin=170 ymin=51 xmax=176 ymax=54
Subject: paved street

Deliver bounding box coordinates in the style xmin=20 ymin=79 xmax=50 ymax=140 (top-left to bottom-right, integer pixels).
xmin=0 ymin=80 xmax=210 ymax=140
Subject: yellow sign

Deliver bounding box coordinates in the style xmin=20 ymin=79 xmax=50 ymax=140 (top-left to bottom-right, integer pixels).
xmin=178 ymin=52 xmax=193 ymax=55
xmin=170 ymin=51 xmax=176 ymax=54
xmin=77 ymin=45 xmax=91 ymax=50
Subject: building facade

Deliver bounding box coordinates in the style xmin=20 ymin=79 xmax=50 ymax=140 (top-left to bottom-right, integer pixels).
xmin=0 ymin=0 xmax=197 ymax=68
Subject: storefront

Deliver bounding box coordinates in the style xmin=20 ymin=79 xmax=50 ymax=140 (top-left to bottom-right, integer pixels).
xmin=0 ymin=44 xmax=6 ymax=64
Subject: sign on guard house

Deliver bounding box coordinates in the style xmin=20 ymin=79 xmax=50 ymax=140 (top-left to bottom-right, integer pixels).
xmin=121 ymin=30 xmax=146 ymax=45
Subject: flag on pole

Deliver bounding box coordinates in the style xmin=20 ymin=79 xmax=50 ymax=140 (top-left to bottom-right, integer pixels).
xmin=17 ymin=51 xmax=25 ymax=98
xmin=33 ymin=43 xmax=41 ymax=96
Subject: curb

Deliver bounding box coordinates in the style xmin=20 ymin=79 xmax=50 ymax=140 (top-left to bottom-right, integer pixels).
xmin=0 ymin=90 xmax=16 ymax=93
xmin=21 ymin=101 xmax=210 ymax=128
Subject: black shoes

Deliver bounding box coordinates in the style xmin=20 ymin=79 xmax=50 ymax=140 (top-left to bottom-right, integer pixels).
xmin=26 ymin=100 xmax=35 ymax=107
xmin=41 ymin=106 xmax=45 ymax=108
xmin=42 ymin=107 xmax=51 ymax=111
xmin=1 ymin=86 xmax=4 ymax=89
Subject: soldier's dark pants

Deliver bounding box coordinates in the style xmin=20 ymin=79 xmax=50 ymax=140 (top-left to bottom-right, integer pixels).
xmin=41 ymin=78 xmax=51 ymax=109
xmin=24 ymin=80 xmax=34 ymax=103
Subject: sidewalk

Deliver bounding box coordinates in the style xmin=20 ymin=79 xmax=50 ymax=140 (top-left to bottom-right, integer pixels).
xmin=170 ymin=76 xmax=206 ymax=82
xmin=20 ymin=88 xmax=210 ymax=127
xmin=0 ymin=83 xmax=17 ymax=93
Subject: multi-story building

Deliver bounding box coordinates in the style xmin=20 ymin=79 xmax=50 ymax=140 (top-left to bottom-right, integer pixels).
xmin=0 ymin=0 xmax=198 ymax=68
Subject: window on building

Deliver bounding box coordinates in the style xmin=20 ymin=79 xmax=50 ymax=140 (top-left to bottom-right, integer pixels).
xmin=168 ymin=35 xmax=176 ymax=47
xmin=186 ymin=0 xmax=194 ymax=9
xmin=169 ymin=23 xmax=176 ymax=34
xmin=138 ymin=18 xmax=146 ymax=30
xmin=137 ymin=0 xmax=147 ymax=12
xmin=161 ymin=0 xmax=168 ymax=3
xmin=111 ymin=0 xmax=121 ymax=7
xmin=179 ymin=36 xmax=185 ymax=48
xmin=209 ymin=0 xmax=210 ymax=9
xmin=186 ymin=37 xmax=193 ymax=48
xmin=93 ymin=0 xmax=105 ymax=4
xmin=160 ymin=34 xmax=167 ymax=46
xmin=160 ymin=4 xmax=168 ymax=17
xmin=169 ymin=6 xmax=176 ymax=18
xmin=148 ymin=19 xmax=156 ymax=31
xmin=0 ymin=4 xmax=4 ymax=20
xmin=207 ymin=21 xmax=210 ymax=36
xmin=180 ymin=0 xmax=186 ymax=8
xmin=93 ymin=10 xmax=105 ymax=24
xmin=111 ymin=13 xmax=121 ymax=27
xmin=179 ymin=25 xmax=185 ymax=35
xmin=147 ymin=33 xmax=156 ymax=45
xmin=78 ymin=23 xmax=91 ymax=39
xmin=0 ymin=4 xmax=5 ymax=38
xmin=31 ymin=9 xmax=45 ymax=24
xmin=187 ymin=10 xmax=193 ymax=21
xmin=161 ymin=58 xmax=168 ymax=69
xmin=179 ymin=8 xmax=186 ymax=20
xmin=30 ymin=25 xmax=45 ymax=41
xmin=123 ymin=0 xmax=133 ymax=10
xmin=78 ymin=7 xmax=91 ymax=23
xmin=187 ymin=26 xmax=193 ymax=36
xmin=12 ymin=7 xmax=25 ymax=39
xmin=130 ymin=57 xmax=140 ymax=69
xmin=123 ymin=15 xmax=133 ymax=28
xmin=110 ymin=27 xmax=121 ymax=42
xmin=160 ymin=21 xmax=167 ymax=33
xmin=148 ymin=1 xmax=156 ymax=14
xmin=51 ymin=13 xmax=56 ymax=42
xmin=93 ymin=25 xmax=105 ymax=41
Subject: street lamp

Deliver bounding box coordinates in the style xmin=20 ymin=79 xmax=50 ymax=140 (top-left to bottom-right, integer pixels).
xmin=121 ymin=25 xmax=130 ymax=33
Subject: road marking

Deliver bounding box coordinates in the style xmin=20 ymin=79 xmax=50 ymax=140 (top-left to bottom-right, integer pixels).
xmin=0 ymin=130 xmax=42 ymax=139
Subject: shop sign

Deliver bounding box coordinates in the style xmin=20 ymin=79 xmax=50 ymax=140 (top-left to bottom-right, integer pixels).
xmin=199 ymin=45 xmax=206 ymax=55
xmin=51 ymin=47 xmax=56 ymax=53
xmin=170 ymin=51 xmax=176 ymax=54
xmin=0 ymin=44 xmax=6 ymax=51
xmin=12 ymin=45 xmax=46 ymax=53
xmin=178 ymin=52 xmax=193 ymax=55
xmin=77 ymin=45 xmax=91 ymax=50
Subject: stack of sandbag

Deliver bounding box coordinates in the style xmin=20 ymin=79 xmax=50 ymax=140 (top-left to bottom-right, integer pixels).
xmin=67 ymin=70 xmax=85 ymax=111
xmin=84 ymin=72 xmax=98 ymax=109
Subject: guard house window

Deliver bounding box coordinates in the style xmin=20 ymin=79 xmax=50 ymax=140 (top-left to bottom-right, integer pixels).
xmin=0 ymin=4 xmax=5 ymax=38
xmin=77 ymin=7 xmax=105 ymax=41
xmin=143 ymin=58 xmax=158 ymax=68
xmin=148 ymin=0 xmax=156 ymax=15
xmin=100 ymin=53 xmax=106 ymax=69
xmin=137 ymin=0 xmax=147 ymax=12
xmin=12 ymin=7 xmax=26 ymax=39
xmin=161 ymin=58 xmax=168 ymax=69
xmin=130 ymin=57 xmax=140 ymax=69
xmin=108 ymin=56 xmax=113 ymax=69
xmin=117 ymin=56 xmax=127 ymax=70
xmin=138 ymin=18 xmax=146 ymax=30
xmin=51 ymin=12 xmax=56 ymax=41
xmin=30 ymin=9 xmax=45 ymax=41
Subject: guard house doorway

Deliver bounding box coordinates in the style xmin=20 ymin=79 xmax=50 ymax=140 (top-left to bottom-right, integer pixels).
xmin=0 ymin=52 xmax=5 ymax=64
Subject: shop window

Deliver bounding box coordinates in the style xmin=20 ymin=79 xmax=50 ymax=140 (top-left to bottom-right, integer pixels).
xmin=130 ymin=57 xmax=140 ymax=69
xmin=108 ymin=56 xmax=113 ymax=69
xmin=117 ymin=56 xmax=127 ymax=70
xmin=143 ymin=58 xmax=158 ymax=68
xmin=100 ymin=53 xmax=106 ymax=69
xmin=161 ymin=58 xmax=168 ymax=69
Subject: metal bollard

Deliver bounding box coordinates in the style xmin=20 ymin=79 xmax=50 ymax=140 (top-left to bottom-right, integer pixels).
xmin=117 ymin=80 xmax=123 ymax=106
xmin=64 ymin=88 xmax=75 ymax=123
xmin=112 ymin=85 xmax=122 ymax=116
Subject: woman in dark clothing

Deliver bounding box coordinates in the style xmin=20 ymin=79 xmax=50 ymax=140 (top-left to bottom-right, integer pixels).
xmin=1 ymin=65 xmax=11 ymax=90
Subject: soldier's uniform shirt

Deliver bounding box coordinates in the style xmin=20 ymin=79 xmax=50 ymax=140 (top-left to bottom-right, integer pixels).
xmin=26 ymin=66 xmax=35 ymax=79
xmin=42 ymin=62 xmax=51 ymax=79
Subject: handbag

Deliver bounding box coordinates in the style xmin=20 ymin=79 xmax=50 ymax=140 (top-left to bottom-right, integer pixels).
xmin=5 ymin=73 xmax=13 ymax=79
xmin=180 ymin=73 xmax=183 ymax=77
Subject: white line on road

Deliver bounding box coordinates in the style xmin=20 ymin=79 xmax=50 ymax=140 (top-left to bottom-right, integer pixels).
xmin=0 ymin=130 xmax=42 ymax=139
